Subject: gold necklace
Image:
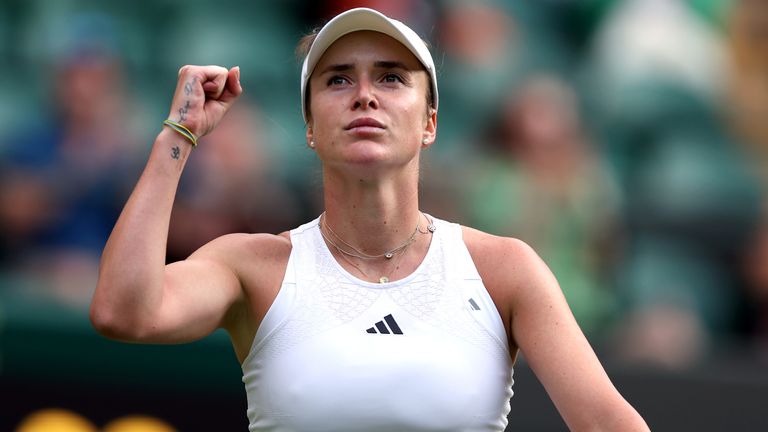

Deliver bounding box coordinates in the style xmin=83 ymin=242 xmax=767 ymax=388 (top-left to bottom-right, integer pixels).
xmin=331 ymin=239 xmax=412 ymax=283
xmin=320 ymin=212 xmax=421 ymax=260
xmin=318 ymin=212 xmax=436 ymax=283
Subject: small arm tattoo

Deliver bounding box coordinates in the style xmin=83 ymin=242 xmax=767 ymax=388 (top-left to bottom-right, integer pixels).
xmin=178 ymin=100 xmax=190 ymax=122
xmin=184 ymin=82 xmax=193 ymax=95
xmin=171 ymin=145 xmax=180 ymax=159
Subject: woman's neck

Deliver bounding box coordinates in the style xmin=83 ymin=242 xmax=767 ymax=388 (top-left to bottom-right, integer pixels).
xmin=321 ymin=168 xmax=422 ymax=255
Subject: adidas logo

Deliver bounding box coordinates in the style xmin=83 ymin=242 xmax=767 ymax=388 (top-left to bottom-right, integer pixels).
xmin=365 ymin=314 xmax=403 ymax=335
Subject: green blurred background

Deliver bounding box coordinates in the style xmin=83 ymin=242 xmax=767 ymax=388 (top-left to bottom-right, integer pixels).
xmin=1 ymin=0 xmax=768 ymax=430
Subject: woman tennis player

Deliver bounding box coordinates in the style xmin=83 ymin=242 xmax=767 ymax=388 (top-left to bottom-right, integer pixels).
xmin=91 ymin=7 xmax=649 ymax=431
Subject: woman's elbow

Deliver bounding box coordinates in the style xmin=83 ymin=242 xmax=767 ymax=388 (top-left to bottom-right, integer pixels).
xmin=90 ymin=301 xmax=126 ymax=339
xmin=89 ymin=293 xmax=145 ymax=341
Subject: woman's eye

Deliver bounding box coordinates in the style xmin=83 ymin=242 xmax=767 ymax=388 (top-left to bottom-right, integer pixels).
xmin=382 ymin=73 xmax=403 ymax=83
xmin=328 ymin=76 xmax=348 ymax=86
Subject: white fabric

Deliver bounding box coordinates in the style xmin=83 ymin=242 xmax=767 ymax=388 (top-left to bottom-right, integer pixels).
xmin=241 ymin=216 xmax=514 ymax=431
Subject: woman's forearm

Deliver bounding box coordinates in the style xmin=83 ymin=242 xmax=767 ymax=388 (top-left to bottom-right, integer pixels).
xmin=90 ymin=128 xmax=193 ymax=339
xmin=90 ymin=64 xmax=241 ymax=340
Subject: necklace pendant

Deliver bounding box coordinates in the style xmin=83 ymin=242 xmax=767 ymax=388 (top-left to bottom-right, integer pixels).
xmin=385 ymin=252 xmax=394 ymax=259
xmin=379 ymin=276 xmax=389 ymax=283
xmin=427 ymin=223 xmax=436 ymax=233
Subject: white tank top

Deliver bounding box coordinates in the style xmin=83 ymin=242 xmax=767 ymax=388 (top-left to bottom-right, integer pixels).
xmin=241 ymin=216 xmax=514 ymax=431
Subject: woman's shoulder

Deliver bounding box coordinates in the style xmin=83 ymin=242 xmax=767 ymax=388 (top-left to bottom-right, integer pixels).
xmin=199 ymin=232 xmax=294 ymax=309
xmin=460 ymin=225 xmax=539 ymax=269
xmin=191 ymin=231 xmax=293 ymax=272
xmin=459 ymin=225 xmax=557 ymax=309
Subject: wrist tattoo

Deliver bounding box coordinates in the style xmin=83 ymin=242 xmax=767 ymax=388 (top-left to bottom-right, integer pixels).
xmin=171 ymin=145 xmax=180 ymax=159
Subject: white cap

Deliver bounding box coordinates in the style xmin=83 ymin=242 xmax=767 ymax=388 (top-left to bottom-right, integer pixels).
xmin=300 ymin=7 xmax=438 ymax=122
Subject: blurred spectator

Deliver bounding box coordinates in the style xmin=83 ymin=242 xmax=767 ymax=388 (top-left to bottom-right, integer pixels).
xmin=433 ymin=0 xmax=572 ymax=159
xmin=589 ymin=0 xmax=727 ymax=108
xmin=0 ymin=12 xmax=141 ymax=307
xmin=434 ymin=0 xmax=521 ymax=155
xmin=462 ymin=74 xmax=621 ymax=336
xmin=725 ymin=0 xmax=768 ymax=185
xmin=589 ymin=0 xmax=763 ymax=369
xmin=166 ymin=99 xmax=303 ymax=262
xmin=604 ymin=116 xmax=761 ymax=369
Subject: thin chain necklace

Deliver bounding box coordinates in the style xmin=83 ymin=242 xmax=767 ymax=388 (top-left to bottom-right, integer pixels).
xmin=331 ymin=239 xmax=412 ymax=283
xmin=320 ymin=212 xmax=421 ymax=260
xmin=319 ymin=212 xmax=436 ymax=284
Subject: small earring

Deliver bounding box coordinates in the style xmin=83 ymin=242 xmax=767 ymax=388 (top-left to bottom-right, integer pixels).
xmin=422 ymin=138 xmax=429 ymax=145
xmin=309 ymin=140 xmax=316 ymax=148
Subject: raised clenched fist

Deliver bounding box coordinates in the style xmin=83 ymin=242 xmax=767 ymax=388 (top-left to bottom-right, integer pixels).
xmin=168 ymin=65 xmax=243 ymax=138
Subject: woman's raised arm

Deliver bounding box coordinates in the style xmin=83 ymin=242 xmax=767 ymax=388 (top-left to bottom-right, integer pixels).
xmin=90 ymin=65 xmax=244 ymax=343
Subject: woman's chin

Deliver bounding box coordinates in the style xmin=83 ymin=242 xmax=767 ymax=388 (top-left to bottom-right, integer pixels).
xmin=337 ymin=141 xmax=392 ymax=164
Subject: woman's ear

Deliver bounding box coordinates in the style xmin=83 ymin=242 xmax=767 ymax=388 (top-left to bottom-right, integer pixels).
xmin=306 ymin=125 xmax=315 ymax=149
xmin=421 ymin=108 xmax=437 ymax=148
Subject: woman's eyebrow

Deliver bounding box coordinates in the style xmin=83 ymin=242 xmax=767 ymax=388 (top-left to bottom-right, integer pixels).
xmin=318 ymin=63 xmax=354 ymax=75
xmin=317 ymin=60 xmax=414 ymax=76
xmin=374 ymin=60 xmax=412 ymax=70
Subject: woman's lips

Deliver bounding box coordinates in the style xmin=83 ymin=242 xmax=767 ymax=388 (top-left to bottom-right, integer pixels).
xmin=345 ymin=117 xmax=385 ymax=130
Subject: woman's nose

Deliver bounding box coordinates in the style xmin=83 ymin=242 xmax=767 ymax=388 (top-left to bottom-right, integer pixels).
xmin=352 ymin=79 xmax=378 ymax=111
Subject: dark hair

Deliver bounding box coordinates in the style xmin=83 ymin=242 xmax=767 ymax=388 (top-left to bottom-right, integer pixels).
xmin=296 ymin=29 xmax=436 ymax=122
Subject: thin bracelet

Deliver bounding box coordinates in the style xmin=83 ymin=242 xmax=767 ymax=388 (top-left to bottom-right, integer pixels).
xmin=163 ymin=119 xmax=198 ymax=147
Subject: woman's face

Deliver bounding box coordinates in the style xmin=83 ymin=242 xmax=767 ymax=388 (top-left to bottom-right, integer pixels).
xmin=306 ymin=31 xmax=436 ymax=172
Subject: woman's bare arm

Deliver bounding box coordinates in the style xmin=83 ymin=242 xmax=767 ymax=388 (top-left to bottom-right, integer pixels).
xmin=465 ymin=228 xmax=650 ymax=431
xmin=90 ymin=65 xmax=245 ymax=343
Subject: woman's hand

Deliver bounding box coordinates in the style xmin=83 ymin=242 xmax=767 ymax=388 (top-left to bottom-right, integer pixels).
xmin=167 ymin=65 xmax=243 ymax=137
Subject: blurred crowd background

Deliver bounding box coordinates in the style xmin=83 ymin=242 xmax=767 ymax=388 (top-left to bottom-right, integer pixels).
xmin=2 ymin=0 xmax=768 ymax=430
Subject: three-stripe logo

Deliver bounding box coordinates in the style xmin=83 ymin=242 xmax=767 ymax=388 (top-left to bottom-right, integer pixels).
xmin=366 ymin=314 xmax=403 ymax=335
